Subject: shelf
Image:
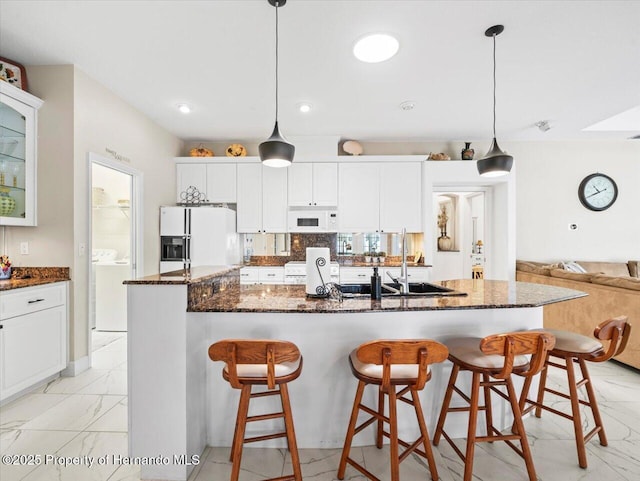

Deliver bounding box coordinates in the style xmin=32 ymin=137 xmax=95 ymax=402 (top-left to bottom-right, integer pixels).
xmin=93 ymin=204 xmax=130 ymax=210
xmin=0 ymin=124 xmax=25 ymax=138
xmin=0 ymin=184 xmax=25 ymax=192
xmin=0 ymin=152 xmax=25 ymax=163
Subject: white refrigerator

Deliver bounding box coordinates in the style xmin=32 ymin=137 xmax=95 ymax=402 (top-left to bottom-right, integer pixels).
xmin=160 ymin=206 xmax=239 ymax=273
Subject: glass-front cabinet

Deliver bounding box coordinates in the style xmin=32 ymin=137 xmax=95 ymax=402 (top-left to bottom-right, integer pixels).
xmin=0 ymin=82 xmax=43 ymax=226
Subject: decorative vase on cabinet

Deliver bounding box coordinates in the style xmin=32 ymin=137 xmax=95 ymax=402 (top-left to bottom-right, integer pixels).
xmin=0 ymin=82 xmax=43 ymax=226
xmin=461 ymin=142 xmax=474 ymax=160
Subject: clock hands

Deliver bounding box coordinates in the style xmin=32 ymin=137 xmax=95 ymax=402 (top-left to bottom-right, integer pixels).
xmin=587 ymin=187 xmax=607 ymax=199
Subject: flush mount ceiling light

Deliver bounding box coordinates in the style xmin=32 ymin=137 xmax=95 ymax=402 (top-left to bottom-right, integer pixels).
xmin=477 ymin=25 xmax=513 ymax=178
xmin=298 ymin=102 xmax=312 ymax=113
xmin=399 ymin=101 xmax=416 ymax=111
xmin=177 ymin=104 xmax=191 ymax=114
xmin=353 ymin=33 xmax=399 ymax=63
xmin=259 ymin=0 xmax=295 ymax=168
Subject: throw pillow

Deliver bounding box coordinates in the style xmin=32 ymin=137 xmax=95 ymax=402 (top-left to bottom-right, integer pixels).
xmin=562 ymin=261 xmax=587 ymax=273
xmin=629 ymin=260 xmax=640 ymax=278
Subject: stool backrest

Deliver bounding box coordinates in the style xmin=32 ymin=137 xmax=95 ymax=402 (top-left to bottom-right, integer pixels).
xmin=356 ymin=339 xmax=449 ymax=391
xmin=592 ymin=316 xmax=631 ymax=362
xmin=480 ymin=331 xmax=556 ymax=379
xmin=209 ymin=339 xmax=300 ymax=389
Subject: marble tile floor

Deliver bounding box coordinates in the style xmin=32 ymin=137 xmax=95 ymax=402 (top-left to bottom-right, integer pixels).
xmin=1 ymin=331 xmax=639 ymax=481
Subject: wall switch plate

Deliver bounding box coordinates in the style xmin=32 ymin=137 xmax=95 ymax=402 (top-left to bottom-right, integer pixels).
xmin=20 ymin=242 xmax=29 ymax=254
xmin=79 ymin=243 xmax=86 ymax=257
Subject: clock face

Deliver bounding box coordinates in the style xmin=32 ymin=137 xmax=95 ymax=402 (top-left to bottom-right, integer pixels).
xmin=578 ymin=173 xmax=618 ymax=211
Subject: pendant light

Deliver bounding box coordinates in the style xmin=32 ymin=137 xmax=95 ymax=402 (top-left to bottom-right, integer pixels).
xmin=477 ymin=25 xmax=513 ymax=177
xmin=259 ymin=0 xmax=294 ymax=168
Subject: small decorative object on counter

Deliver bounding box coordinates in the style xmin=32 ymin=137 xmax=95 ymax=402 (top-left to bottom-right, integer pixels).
xmin=179 ymin=185 xmax=206 ymax=205
xmin=0 ymin=187 xmax=16 ymax=216
xmin=371 ymin=266 xmax=382 ymax=300
xmin=0 ymin=255 xmax=11 ymax=279
xmin=189 ymin=144 xmax=214 ymax=157
xmin=342 ymin=140 xmax=363 ymax=156
xmin=364 ymin=252 xmax=373 ymax=263
xmin=225 ymin=143 xmax=247 ymax=157
xmin=461 ymin=142 xmax=475 ymax=160
xmin=429 ymin=152 xmax=451 ymax=161
xmin=378 ymin=251 xmax=386 ymax=263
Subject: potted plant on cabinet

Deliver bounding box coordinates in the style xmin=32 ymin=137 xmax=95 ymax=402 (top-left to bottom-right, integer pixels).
xmin=378 ymin=251 xmax=386 ymax=264
xmin=364 ymin=252 xmax=373 ymax=263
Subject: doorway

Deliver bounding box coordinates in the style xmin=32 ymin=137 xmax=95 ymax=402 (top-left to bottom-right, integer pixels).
xmin=88 ymin=154 xmax=141 ymax=347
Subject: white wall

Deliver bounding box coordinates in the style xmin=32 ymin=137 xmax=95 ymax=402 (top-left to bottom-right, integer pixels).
xmin=512 ymin=141 xmax=640 ymax=263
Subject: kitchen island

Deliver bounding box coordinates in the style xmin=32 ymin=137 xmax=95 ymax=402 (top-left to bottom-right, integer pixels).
xmin=125 ymin=267 xmax=586 ymax=481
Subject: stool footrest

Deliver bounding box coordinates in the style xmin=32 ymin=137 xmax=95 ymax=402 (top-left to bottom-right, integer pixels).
xmin=344 ymin=457 xmax=382 ymax=481
xmin=247 ymin=412 xmax=285 ymax=422
xmin=584 ymin=426 xmax=602 ymax=444
xmin=244 ymin=432 xmax=287 ymax=444
xmin=251 ymin=389 xmax=281 ymax=398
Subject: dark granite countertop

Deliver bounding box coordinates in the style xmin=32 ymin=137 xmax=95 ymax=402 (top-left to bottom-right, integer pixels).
xmin=0 ymin=267 xmax=70 ymax=291
xmin=123 ymin=265 xmax=240 ymax=285
xmin=189 ymin=279 xmax=586 ymax=313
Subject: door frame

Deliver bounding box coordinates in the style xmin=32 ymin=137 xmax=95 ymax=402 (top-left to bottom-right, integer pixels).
xmin=87 ymin=152 xmax=143 ymax=355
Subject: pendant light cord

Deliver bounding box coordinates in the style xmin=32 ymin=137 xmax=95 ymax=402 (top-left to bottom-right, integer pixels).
xmin=275 ymin=1 xmax=279 ymax=123
xmin=492 ymin=32 xmax=496 ymax=138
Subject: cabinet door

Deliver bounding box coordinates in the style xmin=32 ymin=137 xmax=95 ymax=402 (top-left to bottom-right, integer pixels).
xmin=338 ymin=163 xmax=379 ymax=232
xmin=0 ymin=89 xmax=40 ymax=226
xmin=312 ymin=163 xmax=338 ymax=206
xmin=340 ymin=267 xmax=374 ymax=284
xmin=262 ymin=167 xmax=288 ymax=232
xmin=0 ymin=305 xmax=66 ymax=400
xmin=206 ymin=163 xmax=237 ymax=203
xmin=237 ymin=164 xmax=262 ymax=233
xmin=239 ymin=267 xmax=259 ymax=284
xmin=379 ymin=162 xmax=422 ymax=233
xmin=287 ymin=163 xmax=313 ymax=206
xmin=176 ymin=163 xmax=207 ymax=203
xmin=258 ymin=267 xmax=285 ymax=284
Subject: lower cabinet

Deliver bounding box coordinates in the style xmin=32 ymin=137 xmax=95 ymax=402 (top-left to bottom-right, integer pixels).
xmin=0 ymin=282 xmax=68 ymax=401
xmin=340 ymin=266 xmax=431 ymax=284
xmin=239 ymin=267 xmax=285 ymax=285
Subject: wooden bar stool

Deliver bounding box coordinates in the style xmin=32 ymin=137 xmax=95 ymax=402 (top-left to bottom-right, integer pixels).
xmin=337 ymin=339 xmax=449 ymax=481
xmin=519 ymin=316 xmax=631 ymax=468
xmin=433 ymin=331 xmax=555 ymax=481
xmin=208 ymin=339 xmax=303 ymax=481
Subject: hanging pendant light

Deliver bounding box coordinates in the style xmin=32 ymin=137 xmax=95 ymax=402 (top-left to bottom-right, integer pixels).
xmin=477 ymin=25 xmax=513 ymax=177
xmin=259 ymin=0 xmax=294 ymax=168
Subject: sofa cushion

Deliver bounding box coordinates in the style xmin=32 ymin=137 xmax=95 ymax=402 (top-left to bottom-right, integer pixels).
xmin=516 ymin=260 xmax=562 ymax=276
xmin=577 ymin=261 xmax=631 ymax=277
xmin=629 ymin=261 xmax=640 ymax=278
xmin=561 ymin=261 xmax=588 ymax=273
xmin=591 ymin=274 xmax=640 ymax=291
xmin=549 ymin=269 xmax=594 ymax=282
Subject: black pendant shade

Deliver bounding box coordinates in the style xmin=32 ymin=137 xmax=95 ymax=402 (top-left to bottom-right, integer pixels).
xmin=259 ymin=121 xmax=295 ymax=168
xmin=260 ymin=0 xmax=294 ymax=168
xmin=477 ymin=24 xmax=512 ymax=177
xmin=477 ymin=138 xmax=513 ymax=177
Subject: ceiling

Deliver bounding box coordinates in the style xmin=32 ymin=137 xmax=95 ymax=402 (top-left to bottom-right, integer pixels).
xmin=1 ymin=0 xmax=639 ymax=143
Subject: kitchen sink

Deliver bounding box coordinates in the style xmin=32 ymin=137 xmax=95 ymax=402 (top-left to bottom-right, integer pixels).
xmin=338 ymin=282 xmax=467 ymax=298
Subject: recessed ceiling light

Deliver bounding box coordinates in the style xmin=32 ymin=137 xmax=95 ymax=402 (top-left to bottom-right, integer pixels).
xmin=399 ymin=101 xmax=416 ymax=111
xmin=177 ymin=104 xmax=191 ymax=114
xmin=353 ymin=33 xmax=399 ymax=63
xmin=298 ymin=103 xmax=312 ymax=113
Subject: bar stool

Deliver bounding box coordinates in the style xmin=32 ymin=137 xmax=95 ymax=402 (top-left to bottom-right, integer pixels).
xmin=208 ymin=339 xmax=303 ymax=481
xmin=519 ymin=316 xmax=631 ymax=468
xmin=337 ymin=339 xmax=449 ymax=481
xmin=433 ymin=331 xmax=555 ymax=481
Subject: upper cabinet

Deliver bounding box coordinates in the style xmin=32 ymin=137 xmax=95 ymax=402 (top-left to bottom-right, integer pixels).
xmin=176 ymin=162 xmax=237 ymax=203
xmin=237 ymin=163 xmax=288 ymax=233
xmin=288 ymin=162 xmax=338 ymax=207
xmin=0 ymin=83 xmax=43 ymax=226
xmin=338 ymin=161 xmax=422 ymax=233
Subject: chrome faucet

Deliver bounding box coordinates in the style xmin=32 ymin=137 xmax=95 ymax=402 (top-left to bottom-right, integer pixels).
xmin=383 ymin=227 xmax=410 ymax=294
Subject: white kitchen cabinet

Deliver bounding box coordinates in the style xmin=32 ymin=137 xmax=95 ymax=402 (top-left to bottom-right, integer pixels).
xmin=176 ymin=163 xmax=237 ymax=203
xmin=384 ymin=267 xmax=431 ymax=283
xmin=0 ymin=282 xmax=68 ymax=401
xmin=237 ymin=163 xmax=288 ymax=233
xmin=340 ymin=267 xmax=376 ymax=284
xmin=206 ymin=163 xmax=237 ymax=203
xmin=239 ymin=267 xmax=284 ymax=284
xmin=379 ymin=162 xmax=422 ymax=232
xmin=338 ymin=163 xmax=380 ymax=232
xmin=288 ymin=162 xmax=338 ymax=207
xmin=0 ymin=82 xmax=43 ymax=226
xmin=338 ymin=161 xmax=422 ymax=233
xmin=340 ymin=266 xmax=430 ymax=284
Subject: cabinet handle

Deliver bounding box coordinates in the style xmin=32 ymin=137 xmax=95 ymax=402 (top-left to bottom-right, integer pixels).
xmin=267 ymin=273 xmax=276 ymax=277
xmin=28 ymin=298 xmax=45 ymax=304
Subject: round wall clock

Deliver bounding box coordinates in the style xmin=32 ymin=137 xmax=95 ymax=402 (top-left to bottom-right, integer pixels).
xmin=578 ymin=173 xmax=618 ymax=211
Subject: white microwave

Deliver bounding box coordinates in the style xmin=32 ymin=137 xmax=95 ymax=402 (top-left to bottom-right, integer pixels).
xmin=288 ymin=209 xmax=338 ymax=232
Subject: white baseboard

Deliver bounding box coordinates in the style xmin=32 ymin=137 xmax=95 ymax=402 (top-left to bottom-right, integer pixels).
xmin=62 ymin=356 xmax=90 ymax=377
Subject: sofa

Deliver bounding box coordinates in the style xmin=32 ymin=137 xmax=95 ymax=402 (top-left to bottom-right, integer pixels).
xmin=516 ymin=260 xmax=640 ymax=370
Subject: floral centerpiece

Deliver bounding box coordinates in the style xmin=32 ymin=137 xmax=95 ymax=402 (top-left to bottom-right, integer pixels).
xmin=0 ymin=255 xmax=11 ymax=279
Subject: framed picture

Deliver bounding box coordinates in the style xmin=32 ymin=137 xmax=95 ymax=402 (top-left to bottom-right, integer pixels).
xmin=0 ymin=56 xmax=28 ymax=91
